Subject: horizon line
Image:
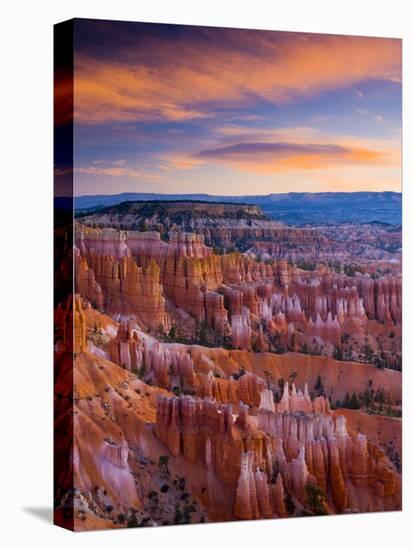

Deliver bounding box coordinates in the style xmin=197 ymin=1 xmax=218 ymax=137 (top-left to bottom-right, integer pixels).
xmin=71 ymin=189 xmax=402 ymax=199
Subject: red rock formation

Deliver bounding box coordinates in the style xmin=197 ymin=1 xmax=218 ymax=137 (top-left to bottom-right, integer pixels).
xmin=152 ymin=378 xmax=400 ymax=520
xmin=109 ymin=324 xmax=198 ymax=391
xmin=155 ymin=394 xmax=235 ymax=468
xmin=205 ymin=291 xmax=228 ymax=334
xmin=234 ymin=452 xmax=260 ymax=520
xmin=109 ymin=321 xmax=142 ymax=371
xmin=78 ymin=227 xmax=130 ymax=259
xmin=75 ymin=251 xmax=104 ymax=310
xmin=75 ymin=250 xmax=170 ymax=331
xmin=238 ymin=372 xmax=265 ymax=408
xmin=57 ymin=209 xmax=402 ymax=529
xmin=231 ymin=310 xmax=252 ymax=350
xmin=271 ymin=473 xmax=287 ymax=517
xmin=56 ymin=294 xmax=87 ymax=353
xmin=75 ymin=225 xmax=401 ymax=366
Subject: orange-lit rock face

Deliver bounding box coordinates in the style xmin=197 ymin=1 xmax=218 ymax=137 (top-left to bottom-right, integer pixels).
xmin=74 ymin=225 xmax=400 ymax=368
xmin=55 ymin=294 xmax=87 ymax=353
xmin=153 ymin=383 xmax=400 ymax=521
xmin=75 ymin=236 xmax=170 ymax=332
xmin=54 ymin=203 xmax=401 ymax=529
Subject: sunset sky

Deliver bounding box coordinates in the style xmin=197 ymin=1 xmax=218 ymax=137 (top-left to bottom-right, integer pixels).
xmin=68 ymin=19 xmax=402 ymax=197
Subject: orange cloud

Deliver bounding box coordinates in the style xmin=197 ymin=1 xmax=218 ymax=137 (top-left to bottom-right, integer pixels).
xmin=193 ymin=141 xmax=387 ymax=173
xmin=74 ymin=32 xmax=401 ymax=123
xmin=163 ymin=155 xmax=205 ymax=170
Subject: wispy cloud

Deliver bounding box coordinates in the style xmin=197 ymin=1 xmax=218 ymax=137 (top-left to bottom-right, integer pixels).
xmin=90 ymin=159 xmax=127 ymax=166
xmin=354 ymin=89 xmax=365 ymax=98
xmin=76 ymin=166 xmax=143 ymax=177
xmin=74 ymin=159 xmax=162 ymax=180
xmin=74 ymin=32 xmax=401 ymax=124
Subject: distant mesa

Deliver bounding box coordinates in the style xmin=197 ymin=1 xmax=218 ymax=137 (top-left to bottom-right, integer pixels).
xmin=68 ymin=191 xmax=402 ymax=226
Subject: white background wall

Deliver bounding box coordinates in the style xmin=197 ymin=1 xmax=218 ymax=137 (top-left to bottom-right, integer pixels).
xmin=0 ymin=0 xmax=410 ymax=548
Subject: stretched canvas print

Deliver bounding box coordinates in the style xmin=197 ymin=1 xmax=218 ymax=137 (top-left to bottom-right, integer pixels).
xmin=54 ymin=18 xmax=402 ymax=531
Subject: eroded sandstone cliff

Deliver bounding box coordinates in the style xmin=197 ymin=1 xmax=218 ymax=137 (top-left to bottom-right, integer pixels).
xmin=54 ymin=207 xmax=401 ymax=529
